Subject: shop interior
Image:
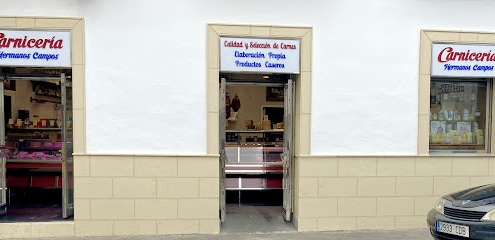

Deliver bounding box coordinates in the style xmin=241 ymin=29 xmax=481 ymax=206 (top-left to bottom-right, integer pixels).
xmin=0 ymin=67 xmax=73 ymax=222
xmin=220 ymin=73 xmax=295 ymax=232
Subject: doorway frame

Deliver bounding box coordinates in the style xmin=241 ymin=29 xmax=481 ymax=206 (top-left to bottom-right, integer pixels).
xmin=206 ymin=24 xmax=313 ymax=229
xmin=0 ymin=16 xmax=85 ymax=238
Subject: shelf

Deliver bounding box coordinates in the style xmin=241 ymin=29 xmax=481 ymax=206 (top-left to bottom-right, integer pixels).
xmin=18 ymin=148 xmax=61 ymax=151
xmin=226 ymin=129 xmax=284 ymax=133
xmin=225 ymin=188 xmax=282 ymax=190
xmin=430 ymin=144 xmax=484 ymax=146
xmin=226 ymin=143 xmax=282 ymax=146
xmin=225 ymin=145 xmax=283 ymax=150
xmin=6 ymin=160 xmax=62 ymax=170
xmin=30 ymin=96 xmax=61 ymax=105
xmin=7 ymin=159 xmax=62 ymax=164
xmin=226 ymin=170 xmax=283 ymax=175
xmin=226 ymin=162 xmax=283 ymax=166
xmin=225 ymin=168 xmax=283 ymax=174
xmin=7 ymin=127 xmax=62 ymax=131
xmin=430 ymin=144 xmax=485 ymax=150
xmin=14 ymin=139 xmax=55 ymax=142
xmin=226 ymin=130 xmax=284 ymax=144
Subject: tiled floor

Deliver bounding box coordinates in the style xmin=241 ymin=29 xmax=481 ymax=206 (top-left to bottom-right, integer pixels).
xmin=0 ymin=204 xmax=71 ymax=222
xmin=0 ymin=187 xmax=71 ymax=222
xmin=222 ymin=189 xmax=295 ymax=233
xmin=221 ymin=205 xmax=296 ymax=233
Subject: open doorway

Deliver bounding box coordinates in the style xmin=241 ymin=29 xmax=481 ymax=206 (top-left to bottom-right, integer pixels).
xmin=219 ymin=73 xmax=295 ymax=233
xmin=0 ymin=67 xmax=73 ymax=222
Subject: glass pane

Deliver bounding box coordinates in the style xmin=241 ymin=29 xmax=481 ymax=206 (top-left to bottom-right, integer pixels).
xmin=0 ymin=151 xmax=6 ymax=216
xmin=225 ymin=146 xmax=239 ymax=163
xmin=225 ymin=145 xmax=283 ymax=163
xmin=219 ymin=78 xmax=226 ymax=222
xmin=63 ymin=125 xmax=73 ymax=217
xmin=62 ymin=75 xmax=73 ymax=218
xmin=283 ymin=80 xmax=293 ymax=221
xmin=239 ymin=146 xmax=264 ymax=162
xmin=0 ymin=80 xmax=7 ymax=216
xmin=430 ymin=79 xmax=489 ymax=152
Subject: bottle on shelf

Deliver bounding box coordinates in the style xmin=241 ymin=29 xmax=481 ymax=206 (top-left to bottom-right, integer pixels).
xmin=67 ymin=117 xmax=72 ymax=128
xmin=453 ymin=108 xmax=460 ymax=121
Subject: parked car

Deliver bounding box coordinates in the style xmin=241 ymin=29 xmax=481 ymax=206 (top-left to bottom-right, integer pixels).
xmin=427 ymin=184 xmax=495 ymax=239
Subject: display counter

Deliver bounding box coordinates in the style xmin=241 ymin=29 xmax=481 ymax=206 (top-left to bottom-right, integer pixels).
xmin=224 ymin=130 xmax=284 ymax=190
xmin=5 ymin=127 xmax=64 ymax=188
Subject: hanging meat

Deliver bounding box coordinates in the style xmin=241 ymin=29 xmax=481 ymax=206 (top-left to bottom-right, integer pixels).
xmin=231 ymin=94 xmax=241 ymax=112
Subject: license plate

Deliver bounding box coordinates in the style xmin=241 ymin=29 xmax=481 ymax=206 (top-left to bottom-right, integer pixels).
xmin=437 ymin=221 xmax=469 ymax=238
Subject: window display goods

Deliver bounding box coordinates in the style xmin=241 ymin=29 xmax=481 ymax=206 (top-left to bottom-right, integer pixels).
xmin=429 ymin=80 xmax=487 ymax=151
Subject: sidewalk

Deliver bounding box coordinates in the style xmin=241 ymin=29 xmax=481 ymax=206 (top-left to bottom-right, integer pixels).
xmin=22 ymin=229 xmax=433 ymax=240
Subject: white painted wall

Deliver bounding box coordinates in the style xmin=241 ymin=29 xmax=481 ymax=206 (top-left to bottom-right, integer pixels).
xmin=0 ymin=0 xmax=81 ymax=16
xmin=4 ymin=0 xmax=495 ymax=155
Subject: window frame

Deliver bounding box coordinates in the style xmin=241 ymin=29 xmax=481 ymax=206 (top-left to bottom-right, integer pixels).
xmin=418 ymin=30 xmax=495 ymax=156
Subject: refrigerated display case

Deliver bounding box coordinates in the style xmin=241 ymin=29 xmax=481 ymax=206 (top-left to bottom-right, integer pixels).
xmin=224 ymin=130 xmax=284 ymax=190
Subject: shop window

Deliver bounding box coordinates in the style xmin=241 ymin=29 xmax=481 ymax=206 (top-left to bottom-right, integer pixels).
xmin=429 ymin=78 xmax=492 ymax=153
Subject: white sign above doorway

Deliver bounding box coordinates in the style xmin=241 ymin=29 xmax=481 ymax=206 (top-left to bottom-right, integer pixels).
xmin=220 ymin=37 xmax=300 ymax=74
xmin=0 ymin=30 xmax=71 ymax=67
